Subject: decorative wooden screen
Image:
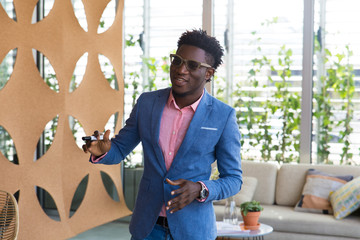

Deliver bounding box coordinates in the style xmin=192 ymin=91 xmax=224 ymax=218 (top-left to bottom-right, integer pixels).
xmin=0 ymin=0 xmax=130 ymax=239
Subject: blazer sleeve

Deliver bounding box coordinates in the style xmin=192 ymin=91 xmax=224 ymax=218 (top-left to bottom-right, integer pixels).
xmin=200 ymin=108 xmax=243 ymax=202
xmin=91 ymin=94 xmax=143 ymax=165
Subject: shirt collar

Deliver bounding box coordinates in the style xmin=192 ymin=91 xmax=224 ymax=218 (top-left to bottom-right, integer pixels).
xmin=167 ymin=89 xmax=204 ymax=111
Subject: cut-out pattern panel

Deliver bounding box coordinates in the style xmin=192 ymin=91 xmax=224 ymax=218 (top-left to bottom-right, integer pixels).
xmin=35 ymin=186 xmax=60 ymax=221
xmin=104 ymin=112 xmax=119 ymax=136
xmin=98 ymin=0 xmax=116 ymax=34
xmin=0 ymin=0 xmax=16 ymax=21
xmin=35 ymin=115 xmax=58 ymax=160
xmin=32 ymin=49 xmax=59 ymax=92
xmin=0 ymin=48 xmax=17 ymax=91
xmin=0 ymin=0 xmax=129 ymax=239
xmin=0 ymin=126 xmax=17 ymax=164
xmin=72 ymin=0 xmax=88 ymax=32
xmin=101 ymin=171 xmax=120 ymax=202
xmin=69 ymin=174 xmax=89 ymax=218
xmin=99 ymin=53 xmax=118 ymax=90
xmin=69 ymin=52 xmax=88 ymax=92
xmin=31 ymin=0 xmax=54 ymax=23
xmin=68 ymin=115 xmax=86 ymax=149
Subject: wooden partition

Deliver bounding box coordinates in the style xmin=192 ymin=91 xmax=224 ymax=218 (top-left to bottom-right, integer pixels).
xmin=0 ymin=0 xmax=131 ymax=239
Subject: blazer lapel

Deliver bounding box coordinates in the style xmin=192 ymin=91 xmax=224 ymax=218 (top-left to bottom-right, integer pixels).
xmin=150 ymin=88 xmax=171 ymax=173
xmin=169 ymin=90 xmax=212 ymax=171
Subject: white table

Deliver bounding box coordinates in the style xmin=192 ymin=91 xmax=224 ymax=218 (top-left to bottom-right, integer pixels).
xmin=216 ymin=221 xmax=273 ymax=240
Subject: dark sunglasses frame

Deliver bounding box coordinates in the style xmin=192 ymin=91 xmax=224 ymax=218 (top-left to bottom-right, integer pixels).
xmin=170 ymin=54 xmax=212 ymax=71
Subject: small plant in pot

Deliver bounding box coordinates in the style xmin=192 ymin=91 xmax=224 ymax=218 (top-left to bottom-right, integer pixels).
xmin=240 ymin=200 xmax=263 ymax=230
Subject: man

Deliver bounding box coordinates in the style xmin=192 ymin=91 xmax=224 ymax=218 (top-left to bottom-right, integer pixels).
xmin=83 ymin=29 xmax=242 ymax=240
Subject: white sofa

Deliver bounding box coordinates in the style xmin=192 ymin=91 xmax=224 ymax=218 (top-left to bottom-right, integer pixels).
xmin=214 ymin=160 xmax=360 ymax=240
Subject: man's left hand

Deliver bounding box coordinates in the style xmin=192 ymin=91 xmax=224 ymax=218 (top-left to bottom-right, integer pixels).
xmin=165 ymin=178 xmax=202 ymax=214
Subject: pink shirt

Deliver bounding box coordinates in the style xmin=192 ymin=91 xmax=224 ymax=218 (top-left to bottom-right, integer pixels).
xmin=92 ymin=90 xmax=208 ymax=217
xmin=158 ymin=90 xmax=204 ymax=216
xmin=91 ymin=91 xmax=201 ymax=164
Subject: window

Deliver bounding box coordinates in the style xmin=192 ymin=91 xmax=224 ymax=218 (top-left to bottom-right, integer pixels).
xmin=123 ymin=0 xmax=202 ymax=167
xmin=312 ymin=0 xmax=360 ymax=165
xmin=123 ymin=0 xmax=359 ymax=166
xmin=214 ymin=0 xmax=304 ymax=163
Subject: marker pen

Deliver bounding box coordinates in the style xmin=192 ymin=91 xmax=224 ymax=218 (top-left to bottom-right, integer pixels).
xmin=82 ymin=135 xmax=104 ymax=141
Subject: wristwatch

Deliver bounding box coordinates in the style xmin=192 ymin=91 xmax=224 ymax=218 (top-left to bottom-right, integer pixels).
xmin=198 ymin=182 xmax=209 ymax=200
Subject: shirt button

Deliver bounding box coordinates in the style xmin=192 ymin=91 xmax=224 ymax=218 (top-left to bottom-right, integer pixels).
xmin=172 ymin=131 xmax=176 ymax=135
xmin=169 ymin=152 xmax=172 ymax=155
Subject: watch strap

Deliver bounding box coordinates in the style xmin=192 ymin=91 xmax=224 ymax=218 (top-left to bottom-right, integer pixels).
xmin=197 ymin=181 xmax=209 ymax=201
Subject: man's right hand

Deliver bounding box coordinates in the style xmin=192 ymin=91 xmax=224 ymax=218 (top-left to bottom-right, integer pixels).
xmin=82 ymin=129 xmax=111 ymax=157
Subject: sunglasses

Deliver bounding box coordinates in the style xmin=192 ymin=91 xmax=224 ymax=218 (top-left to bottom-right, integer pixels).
xmin=170 ymin=54 xmax=212 ymax=71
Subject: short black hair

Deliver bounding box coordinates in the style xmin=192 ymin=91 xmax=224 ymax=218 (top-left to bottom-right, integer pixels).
xmin=177 ymin=29 xmax=224 ymax=70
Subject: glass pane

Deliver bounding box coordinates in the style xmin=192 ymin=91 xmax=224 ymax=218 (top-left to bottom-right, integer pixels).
xmin=100 ymin=171 xmax=120 ymax=202
xmin=98 ymin=54 xmax=118 ymax=90
xmin=36 ymin=186 xmax=60 ymax=221
xmin=72 ymin=0 xmax=87 ymax=32
xmin=312 ymin=0 xmax=360 ymax=165
xmin=31 ymin=0 xmax=55 ymax=23
xmin=123 ymin=0 xmax=200 ymax=167
xmin=69 ymin=174 xmax=88 ymax=217
xmin=35 ymin=115 xmax=58 ymax=160
xmin=0 ymin=126 xmax=17 ymax=164
xmin=69 ymin=52 xmax=87 ymax=92
xmin=214 ymin=0 xmax=303 ymax=163
xmin=0 ymin=48 xmax=17 ymax=90
xmin=33 ymin=49 xmax=59 ymax=92
xmin=104 ymin=112 xmax=118 ymax=136
xmin=124 ymin=0 xmax=145 ymax=118
xmin=68 ymin=116 xmax=86 ymax=149
xmin=0 ymin=0 xmax=16 ymax=21
xmin=98 ymin=0 xmax=116 ymax=34
xmin=44 ymin=0 xmax=54 ymax=17
xmin=123 ymin=0 xmax=144 ymax=168
xmin=147 ymin=0 xmax=201 ymax=90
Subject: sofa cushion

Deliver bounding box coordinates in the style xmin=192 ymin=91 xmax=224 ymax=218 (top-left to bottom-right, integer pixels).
xmin=258 ymin=205 xmax=360 ymax=239
xmin=213 ymin=176 xmax=258 ymax=206
xmin=294 ymin=169 xmax=353 ymax=214
xmin=276 ymin=163 xmax=360 ymax=206
xmin=331 ymin=176 xmax=360 ymax=220
xmin=242 ymin=161 xmax=278 ymax=205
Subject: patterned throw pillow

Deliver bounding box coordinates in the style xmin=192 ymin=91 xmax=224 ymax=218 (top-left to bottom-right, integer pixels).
xmin=294 ymin=169 xmax=353 ymax=214
xmin=330 ymin=176 xmax=360 ymax=220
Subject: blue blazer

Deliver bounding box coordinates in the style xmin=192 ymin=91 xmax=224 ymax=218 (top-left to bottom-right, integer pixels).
xmin=94 ymin=88 xmax=242 ymax=240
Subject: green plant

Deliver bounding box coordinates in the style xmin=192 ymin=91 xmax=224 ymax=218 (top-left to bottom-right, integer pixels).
xmin=271 ymin=45 xmax=301 ymax=163
xmin=233 ymin=19 xmax=300 ymax=163
xmin=231 ymin=18 xmax=357 ymax=165
xmin=332 ymin=46 xmax=355 ymax=165
xmin=313 ymin=35 xmax=334 ymax=164
xmin=0 ymin=126 xmax=17 ymax=163
xmin=240 ymin=200 xmax=263 ymax=216
xmin=123 ymin=34 xmax=142 ymax=168
xmin=313 ymin=32 xmax=356 ymax=165
xmin=142 ymin=55 xmax=171 ymax=92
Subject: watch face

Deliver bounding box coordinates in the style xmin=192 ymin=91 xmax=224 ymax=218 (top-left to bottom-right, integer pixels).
xmin=200 ymin=187 xmax=208 ymax=199
xmin=199 ymin=182 xmax=208 ymax=199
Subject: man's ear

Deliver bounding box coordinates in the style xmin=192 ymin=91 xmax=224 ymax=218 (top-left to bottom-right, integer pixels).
xmin=205 ymin=68 xmax=215 ymax=82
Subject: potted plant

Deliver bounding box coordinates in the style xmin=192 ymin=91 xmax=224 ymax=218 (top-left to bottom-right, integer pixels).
xmin=240 ymin=200 xmax=263 ymax=229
